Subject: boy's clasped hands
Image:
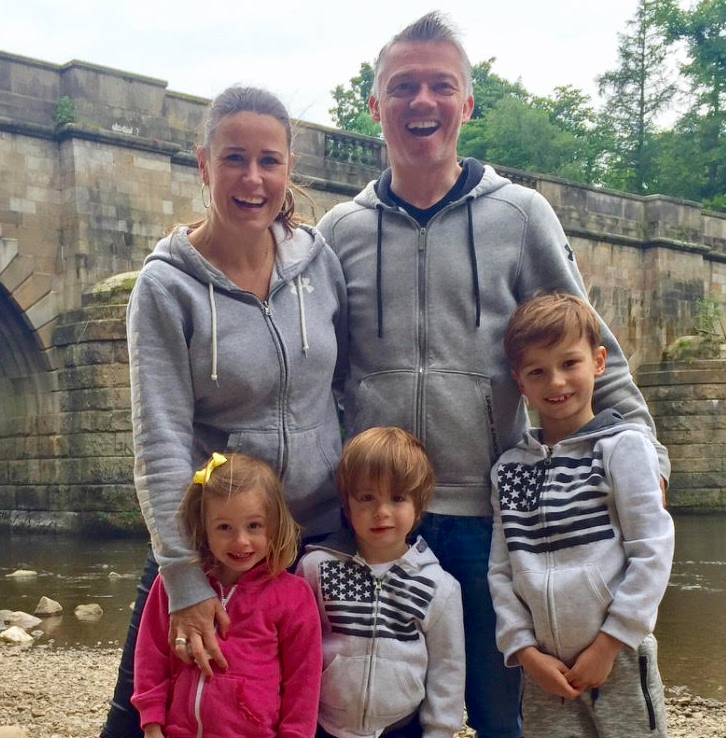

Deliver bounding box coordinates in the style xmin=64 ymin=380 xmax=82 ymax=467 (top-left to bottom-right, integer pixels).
xmin=517 ymin=631 xmax=624 ymax=699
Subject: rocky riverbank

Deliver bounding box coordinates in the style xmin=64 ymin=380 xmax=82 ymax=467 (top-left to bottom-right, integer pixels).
xmin=0 ymin=645 xmax=724 ymax=737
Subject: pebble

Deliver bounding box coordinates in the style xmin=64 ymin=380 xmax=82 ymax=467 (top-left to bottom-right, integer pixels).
xmin=0 ymin=646 xmax=723 ymax=737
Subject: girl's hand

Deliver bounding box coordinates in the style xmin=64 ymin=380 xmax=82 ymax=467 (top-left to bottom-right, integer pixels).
xmin=143 ymin=723 xmax=165 ymax=738
xmin=565 ymin=632 xmax=623 ymax=691
xmin=169 ymin=597 xmax=230 ymax=678
xmin=517 ymin=646 xmax=582 ymax=700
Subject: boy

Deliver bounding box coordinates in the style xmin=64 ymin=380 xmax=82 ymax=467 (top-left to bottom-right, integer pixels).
xmin=297 ymin=426 xmax=465 ymax=738
xmin=488 ymin=292 xmax=674 ymax=738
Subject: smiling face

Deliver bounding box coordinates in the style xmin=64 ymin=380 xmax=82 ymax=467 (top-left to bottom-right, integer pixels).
xmin=196 ymin=111 xmax=291 ymax=242
xmin=369 ymin=40 xmax=473 ymax=176
xmin=348 ymin=477 xmax=417 ymax=564
xmin=204 ymin=487 xmax=270 ymax=585
xmin=513 ymin=333 xmax=607 ymax=445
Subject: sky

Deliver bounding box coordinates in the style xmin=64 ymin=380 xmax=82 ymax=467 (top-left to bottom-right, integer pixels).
xmin=1 ymin=0 xmax=654 ymax=128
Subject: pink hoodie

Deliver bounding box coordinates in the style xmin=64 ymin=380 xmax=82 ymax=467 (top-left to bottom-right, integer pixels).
xmin=132 ymin=565 xmax=322 ymax=738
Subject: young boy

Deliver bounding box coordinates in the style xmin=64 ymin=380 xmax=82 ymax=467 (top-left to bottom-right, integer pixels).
xmin=297 ymin=426 xmax=465 ymax=738
xmin=488 ymin=292 xmax=674 ymax=738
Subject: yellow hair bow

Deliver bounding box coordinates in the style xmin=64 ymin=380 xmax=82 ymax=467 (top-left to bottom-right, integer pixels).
xmin=193 ymin=452 xmax=228 ymax=485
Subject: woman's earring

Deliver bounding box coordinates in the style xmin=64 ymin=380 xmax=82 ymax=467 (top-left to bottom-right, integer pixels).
xmin=201 ymin=183 xmax=211 ymax=209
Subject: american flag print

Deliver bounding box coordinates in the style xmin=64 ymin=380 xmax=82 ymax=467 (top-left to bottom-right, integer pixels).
xmin=497 ymin=453 xmax=615 ymax=555
xmin=319 ymin=560 xmax=435 ymax=642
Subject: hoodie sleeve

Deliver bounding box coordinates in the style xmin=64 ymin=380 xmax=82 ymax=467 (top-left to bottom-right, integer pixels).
xmin=127 ymin=271 xmax=215 ymax=611
xmin=600 ymin=430 xmax=675 ymax=648
xmin=517 ymin=190 xmax=670 ymax=482
xmin=420 ymin=574 xmax=466 ymax=738
xmin=131 ymin=575 xmax=173 ymax=729
xmin=487 ymin=462 xmax=539 ymax=667
xmin=277 ymin=576 xmax=323 ymax=738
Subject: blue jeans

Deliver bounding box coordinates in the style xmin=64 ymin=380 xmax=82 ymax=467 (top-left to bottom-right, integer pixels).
xmin=100 ymin=546 xmax=157 ymax=738
xmin=416 ymin=514 xmax=522 ymax=738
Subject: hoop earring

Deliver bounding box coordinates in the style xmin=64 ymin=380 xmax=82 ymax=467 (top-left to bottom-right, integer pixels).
xmin=201 ymin=183 xmax=211 ymax=209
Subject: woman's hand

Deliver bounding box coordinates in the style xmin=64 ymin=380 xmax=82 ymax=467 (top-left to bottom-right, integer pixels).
xmin=169 ymin=597 xmax=231 ymax=678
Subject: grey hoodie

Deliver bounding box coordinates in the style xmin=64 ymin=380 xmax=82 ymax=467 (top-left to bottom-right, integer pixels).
xmin=127 ymin=223 xmax=347 ymax=611
xmin=488 ymin=410 xmax=674 ymax=668
xmin=297 ymin=532 xmax=465 ymax=738
xmin=318 ymin=159 xmax=669 ymax=518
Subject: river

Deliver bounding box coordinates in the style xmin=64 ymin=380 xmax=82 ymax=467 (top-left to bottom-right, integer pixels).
xmin=1 ymin=513 xmax=724 ymax=700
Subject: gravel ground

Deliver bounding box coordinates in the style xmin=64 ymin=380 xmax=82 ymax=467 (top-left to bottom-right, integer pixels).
xmin=0 ymin=645 xmax=724 ymax=738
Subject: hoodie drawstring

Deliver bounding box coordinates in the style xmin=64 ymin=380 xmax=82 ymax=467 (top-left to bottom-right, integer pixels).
xmin=295 ymin=274 xmax=310 ymax=356
xmin=208 ymin=282 xmax=219 ymax=385
xmin=376 ymin=206 xmax=384 ymax=338
xmin=376 ymin=201 xmax=481 ymax=335
xmin=466 ymin=199 xmax=481 ymax=328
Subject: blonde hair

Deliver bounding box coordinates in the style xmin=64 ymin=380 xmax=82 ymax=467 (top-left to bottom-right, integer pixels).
xmin=504 ymin=292 xmax=602 ymax=371
xmin=179 ymin=452 xmax=299 ymax=577
xmin=336 ymin=427 xmax=435 ymax=528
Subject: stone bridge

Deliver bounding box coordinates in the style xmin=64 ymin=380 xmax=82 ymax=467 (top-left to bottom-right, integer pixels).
xmin=1 ymin=50 xmax=725 ymax=532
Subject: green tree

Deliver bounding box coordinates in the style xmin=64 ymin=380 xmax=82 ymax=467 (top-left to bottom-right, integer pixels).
xmin=597 ymin=0 xmax=677 ymax=193
xmin=470 ymin=59 xmax=531 ymax=119
xmin=329 ymin=62 xmax=381 ymax=137
xmin=658 ymin=0 xmax=726 ymax=202
xmin=459 ymin=97 xmax=584 ymax=180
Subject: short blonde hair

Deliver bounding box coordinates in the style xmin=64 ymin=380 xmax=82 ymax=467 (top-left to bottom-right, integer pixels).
xmin=504 ymin=292 xmax=602 ymax=371
xmin=336 ymin=427 xmax=435 ymax=528
xmin=179 ymin=452 xmax=299 ymax=577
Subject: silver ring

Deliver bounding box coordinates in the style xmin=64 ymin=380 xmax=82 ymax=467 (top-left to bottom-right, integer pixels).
xmin=174 ymin=637 xmax=188 ymax=646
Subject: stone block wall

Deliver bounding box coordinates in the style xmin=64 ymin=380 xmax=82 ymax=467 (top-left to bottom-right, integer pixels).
xmin=637 ymin=360 xmax=726 ymax=510
xmin=0 ymin=275 xmax=142 ymax=534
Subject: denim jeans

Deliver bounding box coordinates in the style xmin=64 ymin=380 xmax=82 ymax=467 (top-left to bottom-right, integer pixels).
xmin=416 ymin=513 xmax=522 ymax=738
xmin=100 ymin=546 xmax=158 ymax=738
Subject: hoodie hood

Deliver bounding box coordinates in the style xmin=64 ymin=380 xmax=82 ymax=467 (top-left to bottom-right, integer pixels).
xmin=144 ymin=222 xmax=326 ymax=378
xmin=146 ymin=221 xmax=326 ymax=289
xmin=306 ymin=528 xmax=440 ymax=571
xmin=521 ymin=409 xmax=649 ymax=453
xmin=352 ymin=159 xmax=512 ymax=336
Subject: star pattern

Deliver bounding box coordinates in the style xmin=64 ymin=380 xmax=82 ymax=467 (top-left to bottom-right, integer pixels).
xmin=497 ymin=461 xmax=544 ymax=512
xmin=320 ymin=560 xmax=375 ymax=603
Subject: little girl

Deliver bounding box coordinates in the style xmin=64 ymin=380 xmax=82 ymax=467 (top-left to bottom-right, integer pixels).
xmin=132 ymin=452 xmax=322 ymax=738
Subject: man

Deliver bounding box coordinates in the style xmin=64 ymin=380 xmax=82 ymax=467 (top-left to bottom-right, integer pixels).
xmin=317 ymin=12 xmax=670 ymax=738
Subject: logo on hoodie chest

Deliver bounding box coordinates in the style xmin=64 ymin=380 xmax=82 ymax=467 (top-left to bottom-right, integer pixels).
xmin=497 ymin=461 xmax=545 ymax=512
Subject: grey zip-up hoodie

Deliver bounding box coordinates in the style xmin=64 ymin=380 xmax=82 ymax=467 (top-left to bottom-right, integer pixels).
xmin=488 ymin=410 xmax=674 ymax=668
xmin=297 ymin=532 xmax=465 ymax=738
xmin=317 ymin=159 xmax=669 ymax=518
xmin=127 ymin=223 xmax=347 ymax=611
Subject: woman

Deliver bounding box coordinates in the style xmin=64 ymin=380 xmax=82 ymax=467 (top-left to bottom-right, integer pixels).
xmin=99 ymin=86 xmax=346 ymax=738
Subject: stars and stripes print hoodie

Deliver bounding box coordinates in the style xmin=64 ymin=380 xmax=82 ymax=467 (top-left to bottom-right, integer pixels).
xmin=488 ymin=410 xmax=674 ymax=669
xmin=297 ymin=532 xmax=465 ymax=738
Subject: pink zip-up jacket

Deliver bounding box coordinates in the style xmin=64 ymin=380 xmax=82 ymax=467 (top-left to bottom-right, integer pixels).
xmin=132 ymin=565 xmax=322 ymax=738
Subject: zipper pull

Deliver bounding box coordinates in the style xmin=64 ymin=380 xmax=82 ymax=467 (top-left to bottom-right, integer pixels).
xmin=261 ymin=300 xmax=271 ymax=316
xmin=375 ymin=579 xmax=382 ymax=591
xmin=544 ymin=447 xmax=552 ymax=466
xmin=418 ymin=228 xmax=426 ymax=251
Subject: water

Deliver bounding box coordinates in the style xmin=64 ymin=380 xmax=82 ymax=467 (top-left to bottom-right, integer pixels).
xmin=0 ymin=514 xmax=724 ymax=700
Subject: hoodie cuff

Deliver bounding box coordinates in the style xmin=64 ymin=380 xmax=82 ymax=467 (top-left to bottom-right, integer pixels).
xmin=161 ymin=559 xmax=216 ymax=613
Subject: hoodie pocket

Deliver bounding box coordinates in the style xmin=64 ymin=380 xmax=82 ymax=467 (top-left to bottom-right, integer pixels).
xmin=551 ymin=565 xmax=613 ymax=659
xmin=424 ymin=371 xmax=498 ymax=486
xmin=347 ymin=370 xmax=417 ymax=437
xmin=320 ymin=655 xmax=423 ymax=724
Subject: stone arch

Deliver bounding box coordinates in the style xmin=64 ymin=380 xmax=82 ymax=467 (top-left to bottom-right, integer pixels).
xmin=0 ymin=284 xmax=55 ymax=425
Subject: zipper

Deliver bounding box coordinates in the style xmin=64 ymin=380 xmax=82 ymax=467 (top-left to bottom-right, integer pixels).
xmin=361 ymin=577 xmax=383 ymax=730
xmin=260 ymin=299 xmax=290 ymax=475
xmin=414 ymin=227 xmax=427 ymax=439
xmin=639 ymin=654 xmax=657 ymax=730
xmin=191 ymin=583 xmax=237 ymax=738
xmin=540 ymin=445 xmax=558 ymax=658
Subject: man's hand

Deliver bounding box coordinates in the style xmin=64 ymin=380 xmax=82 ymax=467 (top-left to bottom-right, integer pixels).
xmin=169 ymin=597 xmax=231 ymax=678
xmin=565 ymin=632 xmax=623 ymax=691
xmin=517 ymin=646 xmax=581 ymax=700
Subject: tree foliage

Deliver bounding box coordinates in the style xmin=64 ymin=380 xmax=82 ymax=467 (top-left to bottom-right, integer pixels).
xmin=329 ymin=62 xmax=381 ymax=137
xmin=329 ymin=3 xmax=726 ymax=210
